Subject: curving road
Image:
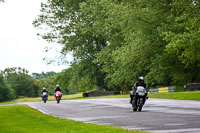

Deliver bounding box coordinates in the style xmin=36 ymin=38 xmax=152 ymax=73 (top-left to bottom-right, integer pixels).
xmin=23 ymin=98 xmax=200 ymax=133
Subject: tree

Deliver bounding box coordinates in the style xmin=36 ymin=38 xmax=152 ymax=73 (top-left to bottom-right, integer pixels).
xmin=1 ymin=67 xmax=41 ymax=97
xmin=0 ymin=74 xmax=14 ymax=102
xmin=160 ymin=0 xmax=200 ymax=83
xmin=34 ymin=0 xmax=200 ymax=91
xmin=33 ymin=0 xmax=111 ymax=91
xmin=40 ymin=75 xmax=57 ymax=95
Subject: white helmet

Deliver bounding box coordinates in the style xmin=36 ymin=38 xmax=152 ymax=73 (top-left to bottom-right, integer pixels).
xmin=56 ymin=84 xmax=59 ymax=87
xmin=138 ymin=76 xmax=144 ymax=83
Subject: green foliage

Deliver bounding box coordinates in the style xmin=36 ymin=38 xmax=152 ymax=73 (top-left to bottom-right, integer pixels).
xmin=33 ymin=0 xmax=110 ymax=92
xmin=0 ymin=74 xmax=15 ymax=102
xmin=1 ymin=67 xmax=42 ymax=98
xmin=39 ymin=75 xmax=57 ymax=95
xmin=33 ymin=0 xmax=200 ymax=91
xmin=38 ymin=71 xmax=72 ymax=95
xmin=55 ymin=62 xmax=97 ymax=93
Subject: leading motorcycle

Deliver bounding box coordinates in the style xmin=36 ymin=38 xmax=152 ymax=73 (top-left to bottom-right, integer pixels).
xmin=132 ymin=86 xmax=147 ymax=112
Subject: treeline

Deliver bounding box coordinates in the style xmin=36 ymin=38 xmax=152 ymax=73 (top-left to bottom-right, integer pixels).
xmin=33 ymin=0 xmax=200 ymax=92
xmin=32 ymin=71 xmax=56 ymax=79
xmin=0 ymin=67 xmax=42 ymax=102
xmin=0 ymin=67 xmax=63 ymax=102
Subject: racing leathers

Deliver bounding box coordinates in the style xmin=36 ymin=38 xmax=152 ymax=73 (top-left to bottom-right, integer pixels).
xmin=130 ymin=81 xmax=149 ymax=104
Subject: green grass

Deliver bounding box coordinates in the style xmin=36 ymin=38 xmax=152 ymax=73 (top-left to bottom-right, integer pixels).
xmin=82 ymin=91 xmax=200 ymax=101
xmin=148 ymin=91 xmax=200 ymax=100
xmin=0 ymin=105 xmax=145 ymax=133
xmin=0 ymin=93 xmax=83 ymax=105
xmin=88 ymin=91 xmax=200 ymax=101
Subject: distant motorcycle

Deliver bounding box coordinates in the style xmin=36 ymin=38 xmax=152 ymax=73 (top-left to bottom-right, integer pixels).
xmin=55 ymin=91 xmax=62 ymax=104
xmin=42 ymin=92 xmax=48 ymax=103
xmin=132 ymin=86 xmax=147 ymax=111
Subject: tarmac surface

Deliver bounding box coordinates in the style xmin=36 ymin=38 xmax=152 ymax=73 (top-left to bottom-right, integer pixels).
xmin=23 ymin=98 xmax=200 ymax=133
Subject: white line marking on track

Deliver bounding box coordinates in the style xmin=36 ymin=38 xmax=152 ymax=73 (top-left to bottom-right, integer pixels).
xmin=28 ymin=105 xmax=48 ymax=115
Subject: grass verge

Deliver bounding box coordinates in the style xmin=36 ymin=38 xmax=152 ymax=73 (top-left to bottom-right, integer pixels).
xmin=0 ymin=93 xmax=83 ymax=105
xmin=0 ymin=105 xmax=145 ymax=133
xmin=81 ymin=91 xmax=200 ymax=101
xmin=85 ymin=91 xmax=200 ymax=101
xmin=148 ymin=91 xmax=200 ymax=100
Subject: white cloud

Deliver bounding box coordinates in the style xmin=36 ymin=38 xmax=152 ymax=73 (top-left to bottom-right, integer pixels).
xmin=0 ymin=0 xmax=71 ymax=74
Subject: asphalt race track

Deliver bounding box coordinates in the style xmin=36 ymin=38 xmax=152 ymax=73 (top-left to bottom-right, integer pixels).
xmin=23 ymin=98 xmax=200 ymax=133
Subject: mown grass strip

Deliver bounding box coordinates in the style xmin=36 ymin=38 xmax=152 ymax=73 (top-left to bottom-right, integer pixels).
xmin=0 ymin=105 xmax=145 ymax=133
xmin=94 ymin=91 xmax=200 ymax=101
xmin=148 ymin=91 xmax=200 ymax=100
xmin=0 ymin=93 xmax=83 ymax=105
xmin=81 ymin=91 xmax=200 ymax=100
xmin=87 ymin=91 xmax=200 ymax=101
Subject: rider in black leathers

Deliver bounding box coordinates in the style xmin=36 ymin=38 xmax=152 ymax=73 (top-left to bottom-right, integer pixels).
xmin=130 ymin=76 xmax=149 ymax=104
xmin=41 ymin=87 xmax=48 ymax=94
xmin=54 ymin=84 xmax=62 ymax=97
xmin=41 ymin=87 xmax=48 ymax=97
xmin=54 ymin=84 xmax=62 ymax=93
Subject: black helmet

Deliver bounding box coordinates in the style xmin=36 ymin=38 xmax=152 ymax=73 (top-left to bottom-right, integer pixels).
xmin=138 ymin=76 xmax=144 ymax=83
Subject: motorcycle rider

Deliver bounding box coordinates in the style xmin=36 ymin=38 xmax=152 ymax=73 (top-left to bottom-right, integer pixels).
xmin=130 ymin=76 xmax=149 ymax=104
xmin=54 ymin=84 xmax=62 ymax=96
xmin=41 ymin=87 xmax=48 ymax=96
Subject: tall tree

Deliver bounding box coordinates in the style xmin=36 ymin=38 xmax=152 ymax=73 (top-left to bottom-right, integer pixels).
xmin=34 ymin=0 xmax=200 ymax=91
xmin=2 ymin=67 xmax=41 ymax=97
xmin=0 ymin=74 xmax=15 ymax=102
xmin=33 ymin=0 xmax=111 ymax=90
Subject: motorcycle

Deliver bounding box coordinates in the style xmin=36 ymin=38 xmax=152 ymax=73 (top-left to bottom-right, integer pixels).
xmin=42 ymin=92 xmax=48 ymax=103
xmin=55 ymin=91 xmax=62 ymax=104
xmin=132 ymin=86 xmax=147 ymax=112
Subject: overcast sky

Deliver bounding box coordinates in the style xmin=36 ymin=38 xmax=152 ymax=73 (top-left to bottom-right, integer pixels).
xmin=0 ymin=0 xmax=70 ymax=74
